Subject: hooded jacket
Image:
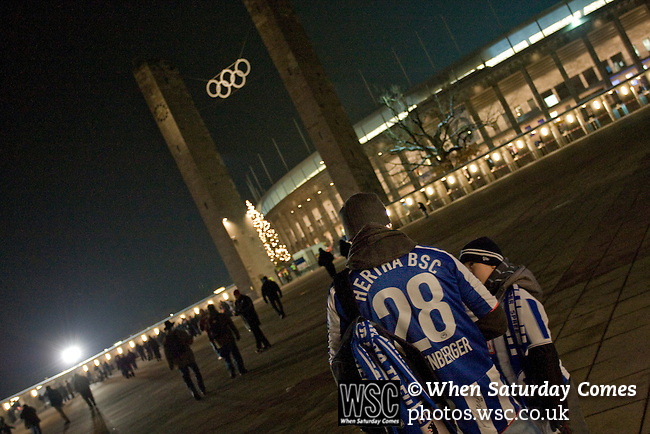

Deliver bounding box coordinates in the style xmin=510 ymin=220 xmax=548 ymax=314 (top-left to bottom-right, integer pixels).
xmin=484 ymin=260 xmax=568 ymax=415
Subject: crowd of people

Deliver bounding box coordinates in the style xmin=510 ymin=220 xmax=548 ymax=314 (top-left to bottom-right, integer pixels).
xmin=5 ymin=291 xmax=285 ymax=432
xmin=5 ymin=191 xmax=588 ymax=434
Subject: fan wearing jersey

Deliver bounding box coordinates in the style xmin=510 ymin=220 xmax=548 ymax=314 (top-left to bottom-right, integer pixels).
xmin=459 ymin=237 xmax=589 ymax=434
xmin=327 ymin=193 xmax=541 ymax=434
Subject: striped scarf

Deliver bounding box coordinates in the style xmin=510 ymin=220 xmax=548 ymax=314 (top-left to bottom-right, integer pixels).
xmin=351 ymin=320 xmax=458 ymax=434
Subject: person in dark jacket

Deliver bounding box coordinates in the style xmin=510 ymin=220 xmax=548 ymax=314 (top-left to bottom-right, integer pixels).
xmin=460 ymin=236 xmax=589 ymax=434
xmin=206 ymin=304 xmax=247 ymax=378
xmin=162 ymin=320 xmax=206 ymax=400
xmin=0 ymin=416 xmax=15 ymax=433
xmin=233 ymin=289 xmax=271 ymax=352
xmin=19 ymin=404 xmax=41 ymax=434
xmin=261 ymin=276 xmax=285 ymax=318
xmin=72 ymin=372 xmax=98 ymax=409
xmin=44 ymin=386 xmax=70 ymax=424
xmin=317 ymin=247 xmax=337 ymax=277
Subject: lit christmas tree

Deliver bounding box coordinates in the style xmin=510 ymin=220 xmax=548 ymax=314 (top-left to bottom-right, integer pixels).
xmin=245 ymin=200 xmax=292 ymax=265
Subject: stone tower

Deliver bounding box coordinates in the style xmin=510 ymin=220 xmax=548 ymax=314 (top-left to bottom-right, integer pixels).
xmin=134 ymin=60 xmax=277 ymax=297
xmin=242 ymin=0 xmax=387 ymax=203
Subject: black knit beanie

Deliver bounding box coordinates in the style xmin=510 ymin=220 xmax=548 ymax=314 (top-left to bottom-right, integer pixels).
xmin=459 ymin=237 xmax=504 ymax=266
xmin=339 ymin=192 xmax=391 ymax=239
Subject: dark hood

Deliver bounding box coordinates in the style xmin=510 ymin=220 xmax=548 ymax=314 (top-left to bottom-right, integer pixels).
xmin=485 ymin=259 xmax=544 ymax=301
xmin=346 ymin=223 xmax=416 ymax=270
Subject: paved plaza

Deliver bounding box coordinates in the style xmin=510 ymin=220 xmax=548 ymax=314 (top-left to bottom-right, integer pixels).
xmin=9 ymin=105 xmax=650 ymax=433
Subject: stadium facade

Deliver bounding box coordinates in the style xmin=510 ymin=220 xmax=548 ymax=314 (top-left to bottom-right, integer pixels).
xmin=257 ymin=0 xmax=650 ymax=256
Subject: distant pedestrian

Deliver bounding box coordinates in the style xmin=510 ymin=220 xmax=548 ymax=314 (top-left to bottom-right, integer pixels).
xmin=205 ymin=304 xmax=247 ymax=378
xmin=147 ymin=336 xmax=162 ymax=361
xmin=261 ymin=276 xmax=285 ymax=318
xmin=0 ymin=416 xmax=14 ymax=434
xmin=44 ymin=386 xmax=70 ymax=424
xmin=126 ymin=350 xmax=138 ymax=370
xmin=233 ymin=289 xmax=271 ymax=352
xmin=162 ymin=320 xmax=206 ymax=401
xmin=418 ymin=201 xmax=429 ymax=218
xmin=65 ymin=380 xmax=75 ymax=399
xmin=115 ymin=354 xmax=135 ymax=378
xmin=19 ymin=404 xmax=41 ymax=434
xmin=72 ymin=373 xmax=98 ymax=409
xmin=135 ymin=343 xmax=147 ymax=361
xmin=317 ymin=247 xmax=337 ymax=277
xmin=460 ymin=236 xmax=589 ymax=433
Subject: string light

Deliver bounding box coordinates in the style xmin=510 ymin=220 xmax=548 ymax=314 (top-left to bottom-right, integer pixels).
xmin=245 ymin=200 xmax=292 ymax=265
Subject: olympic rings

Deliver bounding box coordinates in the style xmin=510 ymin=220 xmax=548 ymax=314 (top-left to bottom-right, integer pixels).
xmin=206 ymin=58 xmax=251 ymax=99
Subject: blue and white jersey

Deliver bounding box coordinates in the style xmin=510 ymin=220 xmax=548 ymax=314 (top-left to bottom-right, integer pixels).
xmin=328 ymin=245 xmax=522 ymax=434
xmin=488 ymin=285 xmax=570 ymax=388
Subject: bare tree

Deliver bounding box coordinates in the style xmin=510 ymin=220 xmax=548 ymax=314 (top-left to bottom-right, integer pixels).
xmin=379 ymin=86 xmax=487 ymax=177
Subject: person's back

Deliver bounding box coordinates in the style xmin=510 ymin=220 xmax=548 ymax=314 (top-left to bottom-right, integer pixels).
xmin=327 ymin=193 xmax=535 ymax=434
xmin=460 ymin=236 xmax=589 ymax=433
xmin=261 ymin=278 xmax=281 ymax=301
xmin=73 ymin=374 xmax=90 ymax=393
xmin=163 ymin=327 xmax=192 ymax=364
xmin=206 ymin=309 xmax=238 ymax=347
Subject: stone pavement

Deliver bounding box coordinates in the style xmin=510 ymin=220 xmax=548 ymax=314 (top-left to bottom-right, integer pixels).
xmin=11 ymin=106 xmax=650 ymax=433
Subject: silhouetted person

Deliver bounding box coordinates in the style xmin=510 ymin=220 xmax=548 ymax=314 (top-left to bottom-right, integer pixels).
xmin=233 ymin=289 xmax=271 ymax=352
xmin=126 ymin=349 xmax=138 ymax=370
xmin=45 ymin=386 xmax=70 ymax=424
xmin=317 ymin=247 xmax=336 ymax=277
xmin=147 ymin=336 xmax=162 ymax=361
xmin=115 ymin=354 xmax=134 ymax=378
xmin=162 ymin=320 xmax=206 ymax=401
xmin=19 ymin=404 xmax=41 ymax=434
xmin=0 ymin=416 xmax=14 ymax=433
xmin=418 ymin=201 xmax=429 ymax=218
xmin=261 ymin=276 xmax=285 ymax=318
xmin=206 ymin=304 xmax=247 ymax=378
xmin=65 ymin=380 xmax=75 ymax=399
xmin=72 ymin=373 xmax=98 ymax=409
xmin=135 ymin=343 xmax=146 ymax=361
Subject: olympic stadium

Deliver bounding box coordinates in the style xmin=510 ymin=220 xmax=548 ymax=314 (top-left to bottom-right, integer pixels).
xmin=253 ymin=0 xmax=650 ymax=268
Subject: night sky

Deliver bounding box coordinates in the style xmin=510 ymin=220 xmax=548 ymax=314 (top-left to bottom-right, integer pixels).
xmin=1 ymin=0 xmax=560 ymax=398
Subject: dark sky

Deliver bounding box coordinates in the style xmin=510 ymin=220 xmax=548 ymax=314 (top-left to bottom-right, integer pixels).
xmin=1 ymin=0 xmax=560 ymax=398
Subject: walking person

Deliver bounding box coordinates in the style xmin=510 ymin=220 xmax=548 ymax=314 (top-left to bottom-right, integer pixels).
xmin=327 ymin=193 xmax=540 ymax=434
xmin=72 ymin=372 xmax=98 ymax=409
xmin=317 ymin=247 xmax=337 ymax=277
xmin=19 ymin=404 xmax=41 ymax=434
xmin=418 ymin=201 xmax=429 ymax=218
xmin=162 ymin=320 xmax=206 ymax=401
xmin=205 ymin=304 xmax=248 ymax=378
xmin=261 ymin=276 xmax=285 ymax=318
xmin=0 ymin=416 xmax=14 ymax=433
xmin=233 ymin=289 xmax=271 ymax=353
xmin=460 ymin=236 xmax=589 ymax=433
xmin=44 ymin=386 xmax=71 ymax=424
